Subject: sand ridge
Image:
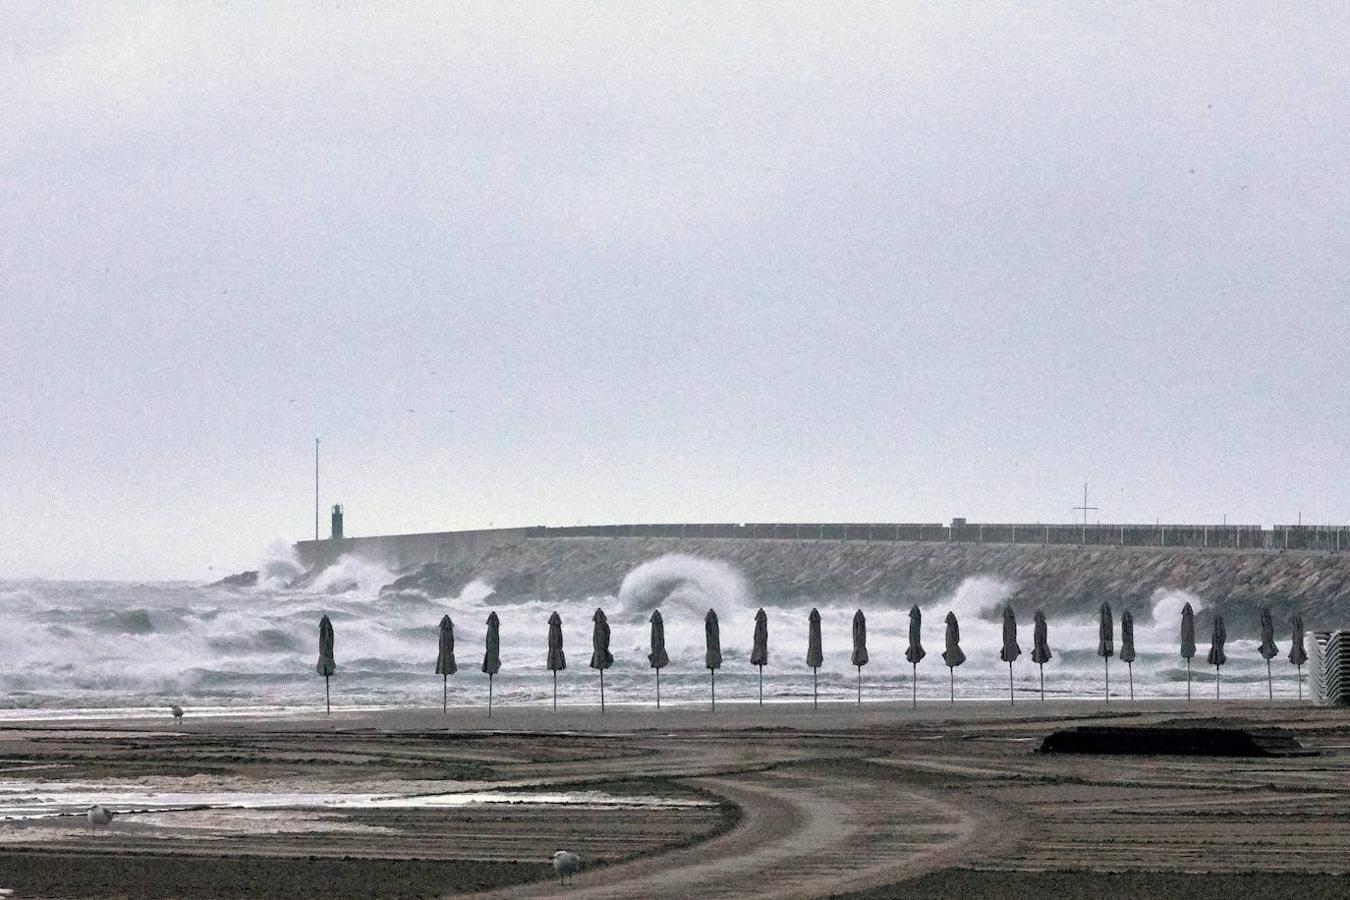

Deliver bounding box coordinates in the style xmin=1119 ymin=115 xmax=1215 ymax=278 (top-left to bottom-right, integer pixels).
xmin=0 ymin=701 xmax=1344 ymax=898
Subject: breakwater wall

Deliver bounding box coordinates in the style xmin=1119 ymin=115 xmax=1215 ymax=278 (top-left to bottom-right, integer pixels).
xmin=297 ymin=521 xmax=1350 ymax=572
xmin=533 ymin=521 xmax=1350 ymax=551
xmin=367 ymin=539 xmax=1350 ymax=636
xmin=295 ymin=527 xmax=531 ymax=571
xmin=421 ymin=536 xmax=1350 ymax=636
xmin=295 ymin=526 xmax=1350 ymax=637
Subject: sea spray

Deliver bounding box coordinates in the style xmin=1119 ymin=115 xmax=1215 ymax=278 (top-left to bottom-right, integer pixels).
xmin=922 ymin=575 xmax=1014 ymax=623
xmin=0 ymin=558 xmax=1306 ymax=714
xmin=259 ymin=542 xmax=306 ymax=589
xmin=617 ymin=554 xmax=753 ymax=618
xmin=1142 ymin=588 xmax=1205 ymax=631
xmin=916 ymin=576 xmax=1014 ymax=674
xmin=306 ymin=555 xmax=399 ymax=595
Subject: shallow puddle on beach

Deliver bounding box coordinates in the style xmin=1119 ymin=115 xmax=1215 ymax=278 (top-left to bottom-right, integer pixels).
xmin=0 ymin=782 xmax=713 ymax=820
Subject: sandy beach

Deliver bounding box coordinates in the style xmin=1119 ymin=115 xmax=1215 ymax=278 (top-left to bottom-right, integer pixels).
xmin=0 ymin=700 xmax=1345 ymax=898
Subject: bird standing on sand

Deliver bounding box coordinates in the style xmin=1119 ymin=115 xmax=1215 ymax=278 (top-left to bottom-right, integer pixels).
xmin=87 ymin=805 xmax=116 ymax=835
xmin=169 ymin=704 xmax=183 ymax=721
xmin=552 ymin=850 xmax=580 ymax=884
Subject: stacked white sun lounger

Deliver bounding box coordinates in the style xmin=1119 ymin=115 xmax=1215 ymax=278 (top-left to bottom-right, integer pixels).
xmin=1309 ymin=631 xmax=1349 ymax=706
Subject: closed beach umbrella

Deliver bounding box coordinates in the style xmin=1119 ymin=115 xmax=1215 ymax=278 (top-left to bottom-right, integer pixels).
xmin=1119 ymin=611 xmax=1136 ymax=701
xmin=547 ymin=611 xmax=566 ymax=711
xmin=806 ymin=608 xmax=823 ymax=709
xmin=750 ymin=608 xmax=769 ymax=705
xmin=591 ymin=608 xmax=613 ymax=713
xmin=648 ymin=610 xmax=669 ymax=708
xmin=1289 ymin=614 xmax=1308 ymax=701
xmin=705 ymin=609 xmax=722 ymax=711
xmin=482 ymin=611 xmax=501 ymax=717
xmin=942 ymin=611 xmax=965 ymax=703
xmin=851 ymin=610 xmax=868 ymax=704
xmin=316 ymin=614 xmax=336 ymax=714
xmin=1258 ymin=606 xmax=1278 ymax=703
xmin=1032 ymin=610 xmax=1052 ymax=702
xmin=1207 ymin=614 xmax=1227 ymax=699
xmin=1098 ymin=602 xmax=1114 ymax=702
xmin=905 ymin=606 xmax=925 ymax=709
xmin=435 ymin=615 xmax=457 ymax=714
xmin=1180 ymin=602 xmax=1197 ymax=700
xmin=999 ymin=605 xmax=1020 ymax=706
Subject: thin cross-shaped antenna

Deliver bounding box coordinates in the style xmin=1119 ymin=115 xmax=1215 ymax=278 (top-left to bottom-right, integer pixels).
xmin=1072 ymin=482 xmax=1098 ymax=545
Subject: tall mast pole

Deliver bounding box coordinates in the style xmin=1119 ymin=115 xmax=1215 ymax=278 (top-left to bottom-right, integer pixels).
xmin=1072 ymin=482 xmax=1098 ymax=546
xmin=315 ymin=438 xmax=320 ymax=541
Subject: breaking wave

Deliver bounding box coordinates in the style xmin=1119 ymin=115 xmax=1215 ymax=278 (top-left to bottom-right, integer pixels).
xmin=617 ymin=554 xmax=752 ymax=619
xmin=0 ymin=551 xmax=1304 ymax=715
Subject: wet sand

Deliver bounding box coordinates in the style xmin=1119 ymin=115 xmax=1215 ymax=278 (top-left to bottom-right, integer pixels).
xmin=0 ymin=700 xmax=1346 ymax=898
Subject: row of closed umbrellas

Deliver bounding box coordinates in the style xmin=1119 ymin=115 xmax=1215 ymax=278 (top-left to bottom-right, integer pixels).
xmin=313 ymin=602 xmax=1313 ymax=714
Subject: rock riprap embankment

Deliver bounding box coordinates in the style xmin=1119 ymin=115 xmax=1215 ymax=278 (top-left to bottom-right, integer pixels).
xmin=373 ymin=538 xmax=1350 ymax=636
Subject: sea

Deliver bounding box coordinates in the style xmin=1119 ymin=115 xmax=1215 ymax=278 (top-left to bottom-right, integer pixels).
xmin=0 ymin=548 xmax=1306 ymax=718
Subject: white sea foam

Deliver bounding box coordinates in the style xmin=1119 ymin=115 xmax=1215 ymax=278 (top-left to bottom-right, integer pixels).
xmin=617 ymin=554 xmax=753 ymax=617
xmin=0 ymin=556 xmax=1304 ymax=714
xmin=258 ymin=542 xmax=305 ymax=589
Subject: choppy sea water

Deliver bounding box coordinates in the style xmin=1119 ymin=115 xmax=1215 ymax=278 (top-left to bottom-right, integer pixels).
xmin=0 ymin=550 xmax=1308 ymax=717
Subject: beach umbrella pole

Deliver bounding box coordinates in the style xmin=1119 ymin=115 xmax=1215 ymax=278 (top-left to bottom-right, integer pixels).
xmin=948 ymin=666 xmax=954 ymax=704
xmin=443 ymin=675 xmax=447 ymax=714
xmin=553 ymin=670 xmax=557 ymax=711
xmin=1039 ymin=663 xmax=1045 ymax=702
xmin=1267 ymin=660 xmax=1273 ymax=703
xmin=1104 ymin=658 xmax=1109 ymax=703
xmin=1297 ymin=664 xmax=1303 ymax=701
xmin=1216 ymin=666 xmax=1221 ymax=700
xmin=600 ymin=669 xmax=605 ymax=714
xmin=857 ymin=665 xmax=862 ymax=705
xmin=656 ymin=668 xmax=661 ymax=709
xmin=1186 ymin=659 xmax=1191 ymax=700
xmin=912 ymin=662 xmax=917 ymax=709
xmin=1128 ymin=662 xmax=1134 ymax=701
xmin=758 ymin=665 xmax=763 ymax=706
xmin=488 ymin=674 xmax=493 ymax=718
xmin=813 ymin=668 xmax=818 ymax=709
xmin=325 ymin=676 xmax=330 ymax=715
xmin=711 ymin=669 xmax=716 ymax=712
xmin=1008 ymin=661 xmax=1014 ymax=706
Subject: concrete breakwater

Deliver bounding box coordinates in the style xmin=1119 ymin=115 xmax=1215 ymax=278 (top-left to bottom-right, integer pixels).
xmin=296 ymin=527 xmax=532 ymax=572
xmin=296 ymin=522 xmax=1350 ymax=573
xmin=525 ymin=521 xmax=1350 ymax=552
xmin=297 ymin=532 xmax=1350 ymax=638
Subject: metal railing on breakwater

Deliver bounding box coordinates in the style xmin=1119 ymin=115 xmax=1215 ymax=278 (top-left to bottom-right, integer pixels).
xmin=525 ymin=522 xmax=1350 ymax=552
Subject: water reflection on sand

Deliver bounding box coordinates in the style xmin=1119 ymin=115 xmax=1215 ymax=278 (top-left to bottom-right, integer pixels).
xmin=0 ymin=782 xmax=712 ymax=820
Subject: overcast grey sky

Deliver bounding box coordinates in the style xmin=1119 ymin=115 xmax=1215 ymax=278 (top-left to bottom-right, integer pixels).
xmin=3 ymin=3 xmax=1349 ymax=579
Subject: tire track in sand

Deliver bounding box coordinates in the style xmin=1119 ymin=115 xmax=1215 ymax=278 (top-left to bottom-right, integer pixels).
xmin=468 ymin=763 xmax=997 ymax=900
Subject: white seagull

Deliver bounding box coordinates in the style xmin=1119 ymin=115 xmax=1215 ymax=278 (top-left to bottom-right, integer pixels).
xmin=87 ymin=805 xmax=116 ymax=835
xmin=552 ymin=850 xmax=580 ymax=885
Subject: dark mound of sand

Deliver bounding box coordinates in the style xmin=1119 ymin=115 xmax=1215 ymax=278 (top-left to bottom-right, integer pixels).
xmin=1038 ymin=725 xmax=1312 ymax=757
